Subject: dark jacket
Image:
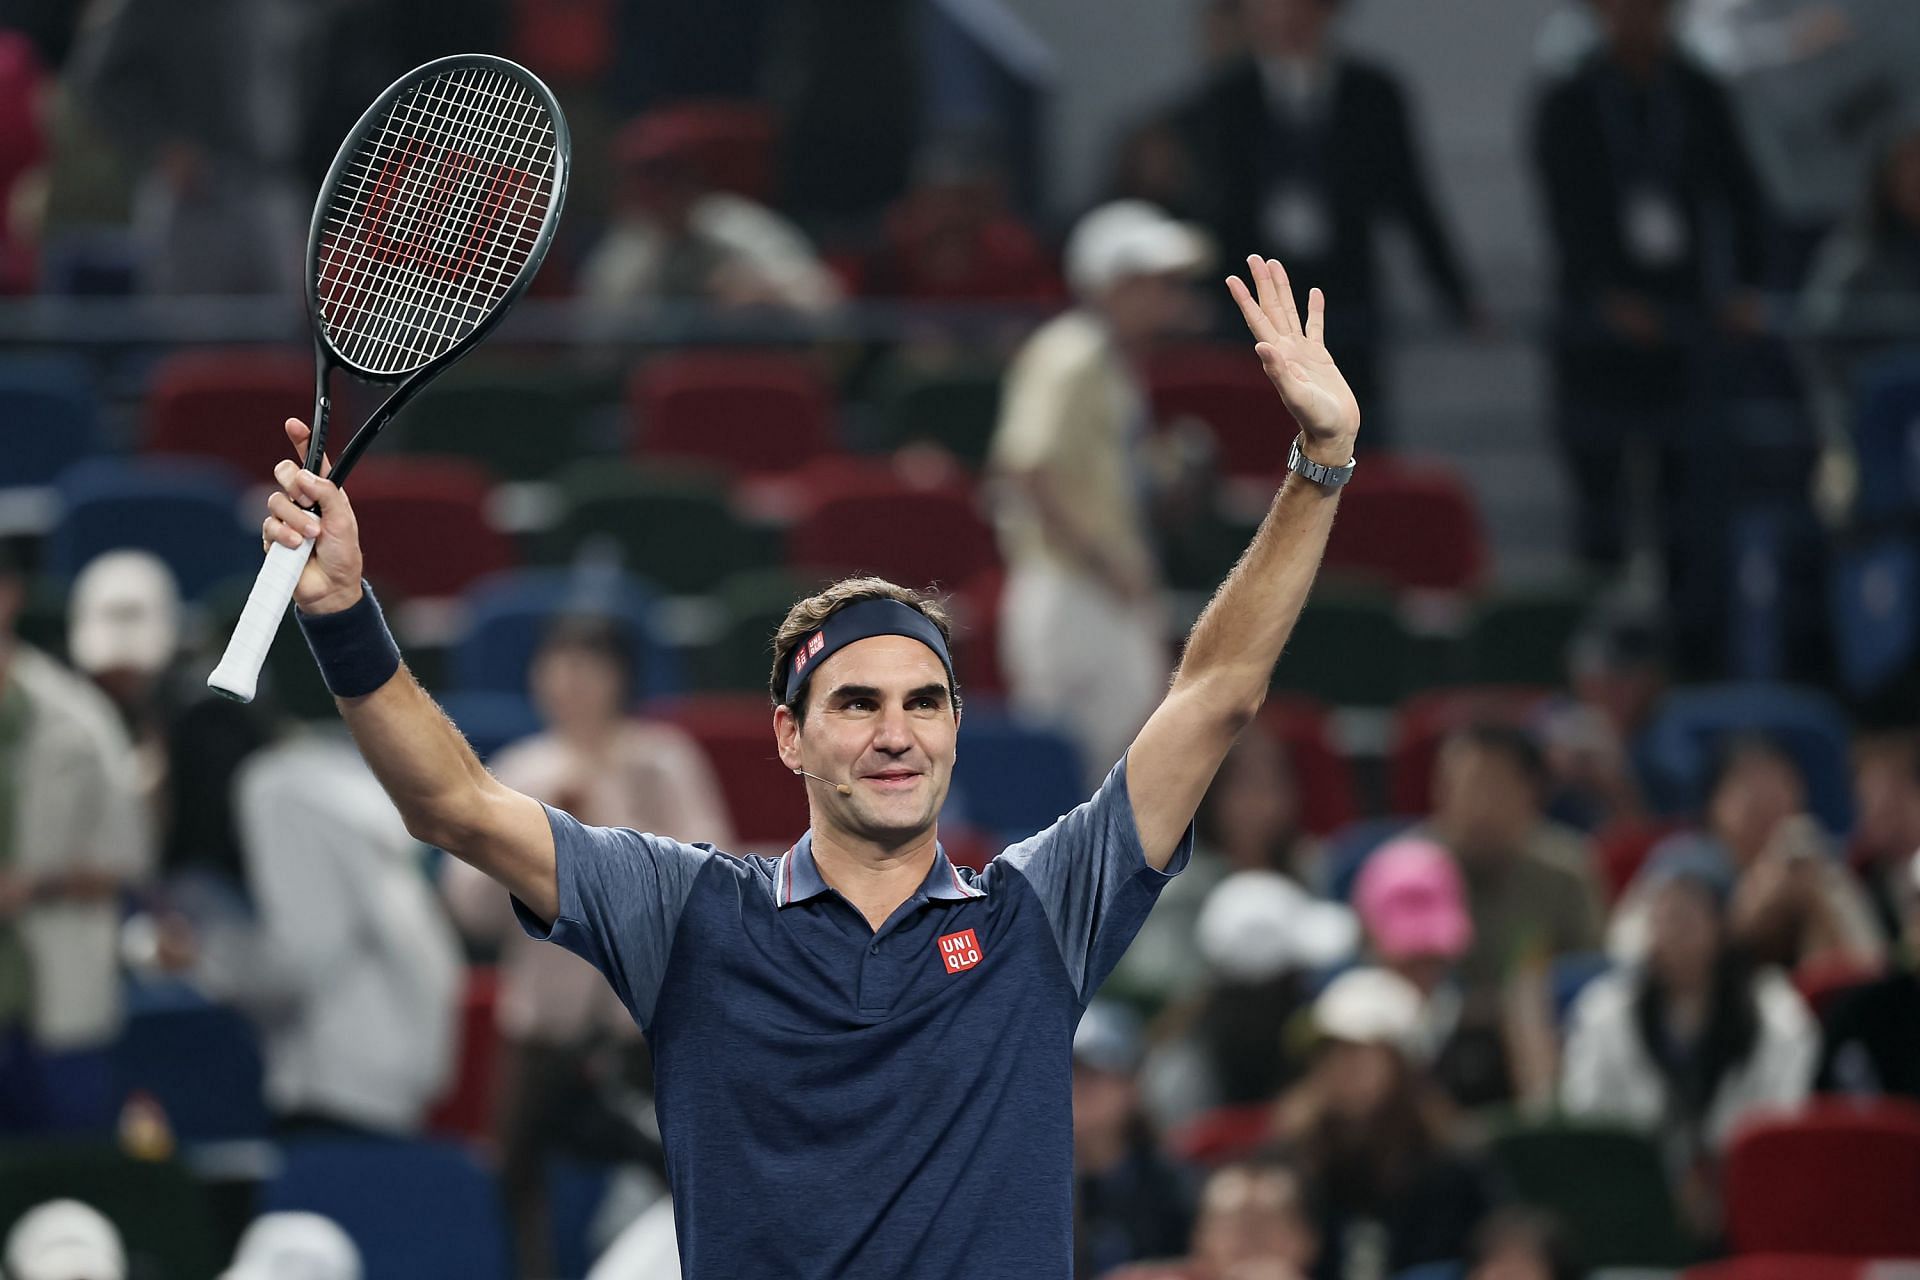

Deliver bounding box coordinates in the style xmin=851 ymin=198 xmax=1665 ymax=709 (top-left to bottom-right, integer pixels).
xmin=1530 ymin=49 xmax=1769 ymax=402
xmin=1186 ymin=55 xmax=1477 ymax=333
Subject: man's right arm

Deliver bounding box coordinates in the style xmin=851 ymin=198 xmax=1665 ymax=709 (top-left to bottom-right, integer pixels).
xmin=263 ymin=418 xmax=559 ymax=922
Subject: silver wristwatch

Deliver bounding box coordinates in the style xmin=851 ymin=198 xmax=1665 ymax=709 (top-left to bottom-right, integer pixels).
xmin=1287 ymin=434 xmax=1357 ymax=490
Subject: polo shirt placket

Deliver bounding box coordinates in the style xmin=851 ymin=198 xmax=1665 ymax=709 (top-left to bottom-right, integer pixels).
xmin=774 ymin=831 xmax=986 ymax=1018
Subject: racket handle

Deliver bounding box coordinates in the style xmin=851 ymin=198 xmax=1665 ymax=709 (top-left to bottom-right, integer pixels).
xmin=207 ymin=538 xmax=314 ymax=703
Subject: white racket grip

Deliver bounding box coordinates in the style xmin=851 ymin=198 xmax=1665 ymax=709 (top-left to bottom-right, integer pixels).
xmin=207 ymin=538 xmax=314 ymax=702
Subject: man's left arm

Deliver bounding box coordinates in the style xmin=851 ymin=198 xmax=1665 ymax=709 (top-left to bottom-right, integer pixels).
xmin=1127 ymin=255 xmax=1362 ymax=867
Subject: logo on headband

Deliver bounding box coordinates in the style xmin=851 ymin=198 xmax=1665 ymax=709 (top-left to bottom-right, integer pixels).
xmin=792 ymin=631 xmax=826 ymax=677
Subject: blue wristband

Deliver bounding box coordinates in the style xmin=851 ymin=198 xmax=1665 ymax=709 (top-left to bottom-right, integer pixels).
xmin=297 ymin=583 xmax=402 ymax=699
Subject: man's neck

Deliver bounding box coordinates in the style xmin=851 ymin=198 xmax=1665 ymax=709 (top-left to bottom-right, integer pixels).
xmin=808 ymin=824 xmax=940 ymax=931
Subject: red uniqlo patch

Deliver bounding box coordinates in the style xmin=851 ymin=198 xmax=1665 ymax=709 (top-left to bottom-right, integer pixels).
xmin=937 ymin=928 xmax=982 ymax=974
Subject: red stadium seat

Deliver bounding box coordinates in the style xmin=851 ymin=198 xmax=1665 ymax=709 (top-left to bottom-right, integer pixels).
xmin=618 ymin=102 xmax=778 ymax=203
xmin=1387 ymin=685 xmax=1553 ymax=816
xmin=949 ymin=569 xmax=1007 ymax=699
xmin=786 ymin=467 xmax=999 ymax=591
xmin=1322 ymin=455 xmax=1489 ymax=593
xmin=1258 ymin=695 xmax=1359 ymax=836
xmin=1167 ymin=1102 xmax=1275 ymax=1168
xmin=0 ymin=32 xmax=46 ymax=293
xmin=1794 ymin=958 xmax=1888 ymax=1019
xmin=648 ymin=693 xmax=809 ymax=849
xmin=348 ymin=457 xmax=516 ymax=600
xmin=630 ymin=351 xmax=835 ymax=478
xmin=426 ymin=966 xmax=501 ymax=1142
xmin=510 ymin=0 xmax=613 ymax=84
xmin=1147 ymin=345 xmax=1283 ymax=481
xmin=939 ymin=824 xmax=999 ymax=873
xmin=1723 ymin=1099 xmax=1920 ymax=1258
xmin=142 ymin=349 xmax=314 ymax=480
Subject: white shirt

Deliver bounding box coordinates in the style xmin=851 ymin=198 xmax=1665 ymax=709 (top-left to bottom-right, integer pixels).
xmin=205 ymin=736 xmax=461 ymax=1133
xmin=8 ymin=647 xmax=152 ymax=1050
xmin=579 ymin=193 xmax=841 ymax=314
xmin=1560 ymin=966 xmax=1817 ymax=1149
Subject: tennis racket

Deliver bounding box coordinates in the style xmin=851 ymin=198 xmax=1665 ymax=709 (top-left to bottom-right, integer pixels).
xmin=208 ymin=54 xmax=569 ymax=702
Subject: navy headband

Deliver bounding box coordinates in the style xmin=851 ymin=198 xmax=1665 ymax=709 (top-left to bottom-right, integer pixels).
xmin=783 ymin=597 xmax=956 ymax=707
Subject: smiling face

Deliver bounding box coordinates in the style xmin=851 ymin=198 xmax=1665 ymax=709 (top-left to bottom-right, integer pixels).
xmin=775 ymin=635 xmax=959 ymax=848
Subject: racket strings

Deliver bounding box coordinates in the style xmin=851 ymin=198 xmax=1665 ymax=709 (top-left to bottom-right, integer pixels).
xmin=323 ymin=70 xmax=551 ymax=369
xmin=324 ymin=69 xmax=550 ymax=368
xmin=316 ymin=64 xmax=557 ymax=375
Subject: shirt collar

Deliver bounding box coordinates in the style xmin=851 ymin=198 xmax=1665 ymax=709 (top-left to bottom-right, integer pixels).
xmin=774 ymin=831 xmax=987 ymax=908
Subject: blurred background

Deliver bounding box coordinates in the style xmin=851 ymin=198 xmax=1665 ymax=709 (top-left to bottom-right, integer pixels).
xmin=1 ymin=0 xmax=1919 ymax=1277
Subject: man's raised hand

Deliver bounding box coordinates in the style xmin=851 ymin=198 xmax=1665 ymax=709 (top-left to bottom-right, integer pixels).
xmin=1225 ymin=255 xmax=1361 ymax=461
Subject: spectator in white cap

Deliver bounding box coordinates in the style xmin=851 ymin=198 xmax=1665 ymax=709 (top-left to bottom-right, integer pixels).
xmin=1270 ymin=967 xmax=1495 ymax=1279
xmin=67 ymin=550 xmax=179 ymax=718
xmin=988 ymin=199 xmax=1210 ymax=787
xmin=0 ymin=537 xmax=150 ymax=1135
xmin=1111 ymin=723 xmax=1328 ymax=1014
xmin=1140 ymin=870 xmax=1356 ymax=1127
xmin=66 ymin=549 xmax=271 ymax=893
xmin=219 ymin=1212 xmax=361 ymax=1280
xmin=66 ymin=550 xmax=178 ymax=860
xmin=3 ymin=1199 xmax=125 ymax=1280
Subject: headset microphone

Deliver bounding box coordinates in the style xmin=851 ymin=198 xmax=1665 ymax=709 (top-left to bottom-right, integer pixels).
xmin=793 ymin=769 xmax=854 ymax=797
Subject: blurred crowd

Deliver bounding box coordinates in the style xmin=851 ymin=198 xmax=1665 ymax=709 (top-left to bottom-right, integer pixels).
xmin=4 ymin=521 xmax=1920 ymax=1279
xmin=0 ymin=0 xmax=1918 ymax=1278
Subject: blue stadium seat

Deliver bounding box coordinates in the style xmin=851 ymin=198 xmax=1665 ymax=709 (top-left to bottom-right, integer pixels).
xmin=547 ymin=1158 xmax=615 ymax=1280
xmin=1392 ymin=1265 xmax=1465 ymax=1280
xmin=38 ymin=229 xmax=140 ymax=296
xmin=261 ymin=1139 xmax=510 ymax=1280
xmin=1851 ymin=352 xmax=1920 ymax=521
xmin=452 ymin=569 xmax=682 ymax=702
xmin=48 ymin=457 xmax=256 ymax=600
xmin=1829 ymin=534 xmax=1918 ymax=698
xmin=1324 ymin=817 xmax=1415 ymax=902
xmin=112 ymin=985 xmax=268 ymax=1144
xmin=949 ymin=706 xmax=1085 ymax=844
xmin=0 ymin=354 xmax=99 ymax=491
xmin=1639 ymin=683 xmax=1853 ymax=833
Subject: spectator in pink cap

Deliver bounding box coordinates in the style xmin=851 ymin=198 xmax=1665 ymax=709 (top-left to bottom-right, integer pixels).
xmin=1354 ymin=837 xmax=1536 ymax=1108
xmin=1353 ymin=836 xmax=1473 ymax=1000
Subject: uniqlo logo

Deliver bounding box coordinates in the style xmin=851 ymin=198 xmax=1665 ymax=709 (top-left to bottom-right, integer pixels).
xmin=937 ymin=928 xmax=982 ymax=973
xmin=808 ymin=633 xmax=825 ymax=657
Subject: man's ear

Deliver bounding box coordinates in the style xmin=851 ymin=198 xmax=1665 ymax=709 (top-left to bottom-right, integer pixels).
xmin=774 ymin=703 xmax=802 ymax=772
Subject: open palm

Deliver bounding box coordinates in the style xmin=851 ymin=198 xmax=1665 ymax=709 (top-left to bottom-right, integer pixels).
xmin=1226 ymin=255 xmax=1361 ymax=451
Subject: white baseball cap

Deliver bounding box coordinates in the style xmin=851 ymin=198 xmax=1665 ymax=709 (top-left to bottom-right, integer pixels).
xmin=68 ymin=550 xmax=181 ymax=677
xmin=219 ymin=1213 xmax=362 ymax=1280
xmin=1064 ymin=200 xmax=1212 ymax=298
xmin=1312 ymin=967 xmax=1426 ymax=1057
xmin=1196 ymin=870 xmax=1359 ymax=984
xmin=4 ymin=1199 xmax=126 ymax=1280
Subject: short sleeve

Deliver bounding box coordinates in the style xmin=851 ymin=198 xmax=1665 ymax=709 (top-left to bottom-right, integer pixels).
xmin=992 ymin=757 xmax=1193 ymax=1005
xmin=513 ymin=804 xmax=714 ymax=1032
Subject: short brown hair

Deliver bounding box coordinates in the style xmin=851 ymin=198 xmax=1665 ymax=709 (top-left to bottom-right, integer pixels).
xmin=769 ymin=577 xmax=959 ymax=723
